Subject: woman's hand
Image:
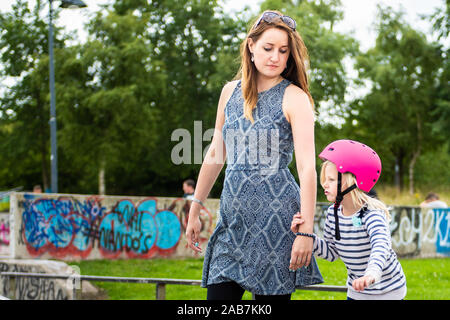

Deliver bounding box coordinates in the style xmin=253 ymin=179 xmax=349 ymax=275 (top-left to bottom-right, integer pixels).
xmin=185 ymin=205 xmax=202 ymax=253
xmin=289 ymin=235 xmax=313 ymax=271
xmin=352 ymin=276 xmax=375 ymax=292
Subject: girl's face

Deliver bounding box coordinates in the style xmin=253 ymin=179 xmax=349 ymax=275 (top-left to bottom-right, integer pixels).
xmin=248 ymin=27 xmax=290 ymax=79
xmin=321 ymin=162 xmax=349 ymax=202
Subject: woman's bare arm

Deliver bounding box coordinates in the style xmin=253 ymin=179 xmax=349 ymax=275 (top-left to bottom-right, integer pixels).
xmin=283 ymin=85 xmax=317 ymax=269
xmin=185 ymin=80 xmax=238 ymax=252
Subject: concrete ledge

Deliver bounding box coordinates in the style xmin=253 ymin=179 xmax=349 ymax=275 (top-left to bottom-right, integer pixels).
xmin=0 ymin=258 xmax=98 ymax=300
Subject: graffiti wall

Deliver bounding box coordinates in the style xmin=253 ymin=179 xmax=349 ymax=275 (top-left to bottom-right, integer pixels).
xmin=10 ymin=193 xmax=219 ymax=261
xmin=7 ymin=193 xmax=449 ymax=260
xmin=0 ymin=212 xmax=10 ymax=256
xmin=389 ymin=207 xmax=450 ymax=257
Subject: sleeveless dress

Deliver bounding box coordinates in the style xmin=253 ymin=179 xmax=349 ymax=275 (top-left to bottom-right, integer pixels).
xmin=201 ymin=79 xmax=323 ymax=295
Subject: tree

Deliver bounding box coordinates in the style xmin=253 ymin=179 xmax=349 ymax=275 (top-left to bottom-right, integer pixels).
xmin=349 ymin=5 xmax=444 ymax=194
xmin=58 ymin=4 xmax=163 ymax=195
xmin=58 ymin=0 xmax=248 ymax=196
xmin=428 ymin=0 xmax=450 ymax=142
xmin=0 ymin=0 xmax=249 ymax=196
xmin=0 ymin=0 xmax=71 ymax=191
xmin=131 ymin=0 xmax=248 ymax=196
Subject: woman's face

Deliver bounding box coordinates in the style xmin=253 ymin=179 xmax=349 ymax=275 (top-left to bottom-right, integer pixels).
xmin=248 ymin=27 xmax=290 ymax=78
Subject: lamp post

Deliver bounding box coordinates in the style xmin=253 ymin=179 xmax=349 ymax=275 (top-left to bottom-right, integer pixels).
xmin=48 ymin=0 xmax=87 ymax=193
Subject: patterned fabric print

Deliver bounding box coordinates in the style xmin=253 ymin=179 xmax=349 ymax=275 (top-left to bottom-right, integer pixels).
xmin=201 ymin=79 xmax=323 ymax=295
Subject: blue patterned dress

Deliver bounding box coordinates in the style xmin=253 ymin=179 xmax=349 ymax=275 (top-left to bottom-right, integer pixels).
xmin=201 ymin=79 xmax=323 ymax=295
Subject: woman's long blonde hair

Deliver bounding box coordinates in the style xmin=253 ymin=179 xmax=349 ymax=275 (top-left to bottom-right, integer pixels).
xmin=320 ymin=161 xmax=391 ymax=221
xmin=234 ymin=10 xmax=314 ymax=124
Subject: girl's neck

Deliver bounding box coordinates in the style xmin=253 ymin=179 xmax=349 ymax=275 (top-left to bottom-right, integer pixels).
xmin=341 ymin=196 xmax=362 ymax=217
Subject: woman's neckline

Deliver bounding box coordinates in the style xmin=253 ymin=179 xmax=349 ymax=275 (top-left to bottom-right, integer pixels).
xmin=257 ymin=78 xmax=286 ymax=95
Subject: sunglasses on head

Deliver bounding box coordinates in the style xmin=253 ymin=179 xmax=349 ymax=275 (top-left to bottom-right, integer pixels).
xmin=254 ymin=11 xmax=296 ymax=31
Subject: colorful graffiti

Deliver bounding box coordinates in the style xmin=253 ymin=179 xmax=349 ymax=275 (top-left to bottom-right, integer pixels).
xmin=19 ymin=194 xmax=214 ymax=259
xmin=434 ymin=208 xmax=450 ymax=256
xmin=389 ymin=206 xmax=450 ymax=257
xmin=15 ymin=193 xmax=448 ymax=260
xmin=0 ymin=219 xmax=9 ymax=246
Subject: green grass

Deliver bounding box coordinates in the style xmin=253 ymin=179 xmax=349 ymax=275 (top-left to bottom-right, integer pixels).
xmin=376 ymin=185 xmax=450 ymax=207
xmin=68 ymin=257 xmax=449 ymax=300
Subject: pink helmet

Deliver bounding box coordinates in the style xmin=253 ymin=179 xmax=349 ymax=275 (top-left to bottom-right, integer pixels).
xmin=318 ymin=139 xmax=382 ymax=192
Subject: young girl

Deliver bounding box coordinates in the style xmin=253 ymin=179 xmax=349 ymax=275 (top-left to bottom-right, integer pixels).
xmin=291 ymin=139 xmax=407 ymax=300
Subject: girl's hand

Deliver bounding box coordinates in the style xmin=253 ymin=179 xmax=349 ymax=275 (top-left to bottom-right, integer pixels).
xmin=352 ymin=276 xmax=375 ymax=292
xmin=290 ymin=212 xmax=305 ymax=233
xmin=185 ymin=207 xmax=202 ymax=253
xmin=289 ymin=212 xmax=311 ymax=270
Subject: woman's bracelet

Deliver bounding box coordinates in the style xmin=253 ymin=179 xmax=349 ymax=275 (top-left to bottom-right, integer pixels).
xmin=191 ymin=197 xmax=204 ymax=207
xmin=295 ymin=232 xmax=315 ymax=239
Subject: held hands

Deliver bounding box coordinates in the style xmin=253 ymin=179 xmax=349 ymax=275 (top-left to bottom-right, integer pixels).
xmin=289 ymin=212 xmax=312 ymax=271
xmin=292 ymin=212 xmax=376 ymax=291
xmin=352 ymin=276 xmax=375 ymax=292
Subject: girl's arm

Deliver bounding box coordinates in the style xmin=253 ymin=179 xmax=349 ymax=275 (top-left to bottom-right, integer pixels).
xmin=283 ymin=85 xmax=317 ymax=270
xmin=185 ymin=81 xmax=237 ymax=252
xmin=363 ymin=211 xmax=391 ymax=283
xmin=313 ymin=217 xmax=339 ymax=262
xmin=352 ymin=211 xmax=391 ymax=291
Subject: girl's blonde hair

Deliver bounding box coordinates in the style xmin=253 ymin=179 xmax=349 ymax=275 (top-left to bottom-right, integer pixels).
xmin=234 ymin=10 xmax=314 ymax=124
xmin=320 ymin=161 xmax=391 ymax=221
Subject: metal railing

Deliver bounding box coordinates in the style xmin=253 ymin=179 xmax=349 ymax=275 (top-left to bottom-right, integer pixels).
xmin=1 ymin=272 xmax=347 ymax=300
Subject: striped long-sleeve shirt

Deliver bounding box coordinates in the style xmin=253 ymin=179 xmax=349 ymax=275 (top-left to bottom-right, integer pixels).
xmin=313 ymin=205 xmax=407 ymax=299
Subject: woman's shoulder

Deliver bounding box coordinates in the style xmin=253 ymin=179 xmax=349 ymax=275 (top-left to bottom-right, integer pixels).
xmin=222 ymin=80 xmax=240 ymax=95
xmin=218 ymin=80 xmax=240 ymax=111
xmin=284 ymin=82 xmax=309 ymax=102
xmin=282 ymin=82 xmax=313 ymax=122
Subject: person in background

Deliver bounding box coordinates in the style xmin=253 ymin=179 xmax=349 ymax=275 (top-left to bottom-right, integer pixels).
xmin=420 ymin=192 xmax=448 ymax=208
xmin=182 ymin=179 xmax=196 ymax=200
xmin=33 ymin=185 xmax=42 ymax=193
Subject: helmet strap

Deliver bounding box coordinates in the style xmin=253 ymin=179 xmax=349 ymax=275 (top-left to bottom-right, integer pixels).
xmin=333 ymin=172 xmax=357 ymax=240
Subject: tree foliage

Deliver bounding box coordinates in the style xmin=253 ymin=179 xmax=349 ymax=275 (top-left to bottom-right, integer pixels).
xmin=0 ymin=0 xmax=448 ymax=198
xmin=0 ymin=0 xmax=69 ymax=191
xmin=348 ymin=5 xmax=445 ymax=193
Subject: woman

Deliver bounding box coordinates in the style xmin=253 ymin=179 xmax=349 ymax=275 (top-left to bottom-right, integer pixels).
xmin=186 ymin=10 xmax=323 ymax=300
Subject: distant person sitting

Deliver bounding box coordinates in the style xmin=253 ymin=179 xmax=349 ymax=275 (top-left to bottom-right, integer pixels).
xmin=33 ymin=185 xmax=42 ymax=193
xmin=420 ymin=192 xmax=448 ymax=208
xmin=182 ymin=179 xmax=195 ymax=200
